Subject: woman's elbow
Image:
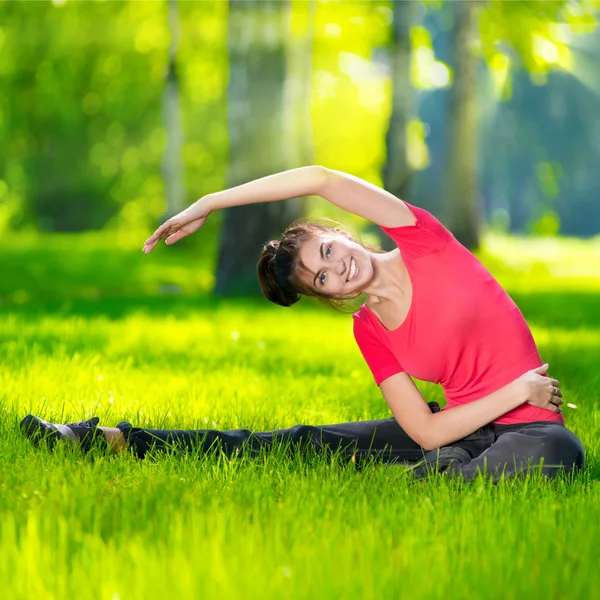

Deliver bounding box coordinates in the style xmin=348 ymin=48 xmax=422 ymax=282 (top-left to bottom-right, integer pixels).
xmin=416 ymin=432 xmax=439 ymax=452
xmin=405 ymin=416 xmax=439 ymax=451
xmin=311 ymin=164 xmax=335 ymax=196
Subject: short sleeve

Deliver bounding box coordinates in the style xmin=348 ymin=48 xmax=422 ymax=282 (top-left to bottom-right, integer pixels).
xmin=381 ymin=202 xmax=454 ymax=262
xmin=352 ymin=310 xmax=404 ymax=386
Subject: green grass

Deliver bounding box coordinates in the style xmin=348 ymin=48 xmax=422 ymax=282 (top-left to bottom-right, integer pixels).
xmin=1 ymin=230 xmax=599 ymax=599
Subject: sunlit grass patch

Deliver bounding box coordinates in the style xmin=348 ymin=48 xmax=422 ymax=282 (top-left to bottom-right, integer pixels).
xmin=480 ymin=232 xmax=600 ymax=292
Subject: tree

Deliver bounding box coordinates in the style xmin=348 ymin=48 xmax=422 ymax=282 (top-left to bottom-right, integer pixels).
xmin=380 ymin=0 xmax=417 ymax=251
xmin=214 ymin=0 xmax=313 ymax=296
xmin=438 ymin=0 xmax=599 ymax=246
xmin=444 ymin=0 xmax=482 ymax=250
xmin=161 ymin=0 xmax=186 ymax=220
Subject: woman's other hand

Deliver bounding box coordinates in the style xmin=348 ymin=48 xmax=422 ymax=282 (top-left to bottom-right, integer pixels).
xmin=516 ymin=364 xmax=563 ymax=413
xmin=142 ymin=198 xmax=212 ymax=253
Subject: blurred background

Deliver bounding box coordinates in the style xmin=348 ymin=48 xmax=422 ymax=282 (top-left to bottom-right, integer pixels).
xmin=1 ymin=0 xmax=599 ymax=301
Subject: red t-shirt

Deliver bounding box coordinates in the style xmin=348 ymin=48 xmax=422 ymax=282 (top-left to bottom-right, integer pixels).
xmin=352 ymin=202 xmax=563 ymax=425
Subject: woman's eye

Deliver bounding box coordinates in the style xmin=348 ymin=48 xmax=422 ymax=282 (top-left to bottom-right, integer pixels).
xmin=320 ymin=272 xmax=327 ymax=285
xmin=326 ymin=245 xmax=332 ymax=257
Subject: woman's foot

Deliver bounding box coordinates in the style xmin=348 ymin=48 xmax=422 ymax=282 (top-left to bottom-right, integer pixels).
xmin=20 ymin=414 xmax=107 ymax=452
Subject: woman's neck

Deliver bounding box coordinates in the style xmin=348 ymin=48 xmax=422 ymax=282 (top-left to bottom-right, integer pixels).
xmin=363 ymin=249 xmax=409 ymax=303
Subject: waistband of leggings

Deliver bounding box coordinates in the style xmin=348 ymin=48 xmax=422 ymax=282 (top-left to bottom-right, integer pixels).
xmin=491 ymin=420 xmax=566 ymax=432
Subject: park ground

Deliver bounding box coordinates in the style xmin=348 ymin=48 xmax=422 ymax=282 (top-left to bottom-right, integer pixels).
xmin=1 ymin=231 xmax=599 ymax=599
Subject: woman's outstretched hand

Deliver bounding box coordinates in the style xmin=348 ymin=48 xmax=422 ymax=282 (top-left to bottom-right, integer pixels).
xmin=517 ymin=364 xmax=563 ymax=413
xmin=143 ymin=198 xmax=212 ymax=253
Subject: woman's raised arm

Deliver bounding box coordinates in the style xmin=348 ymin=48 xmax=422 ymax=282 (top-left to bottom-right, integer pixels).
xmin=143 ymin=165 xmax=328 ymax=252
xmin=143 ymin=165 xmax=415 ymax=252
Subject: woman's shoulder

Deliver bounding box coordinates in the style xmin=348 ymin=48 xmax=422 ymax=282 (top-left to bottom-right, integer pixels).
xmin=352 ymin=303 xmax=382 ymax=339
xmin=379 ymin=203 xmax=455 ymax=261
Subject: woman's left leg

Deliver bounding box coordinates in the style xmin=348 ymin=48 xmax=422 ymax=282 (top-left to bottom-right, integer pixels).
xmin=445 ymin=421 xmax=585 ymax=481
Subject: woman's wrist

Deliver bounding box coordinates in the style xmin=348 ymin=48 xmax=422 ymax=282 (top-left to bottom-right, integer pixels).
xmin=501 ymin=379 xmax=529 ymax=410
xmin=198 ymin=194 xmax=215 ymax=215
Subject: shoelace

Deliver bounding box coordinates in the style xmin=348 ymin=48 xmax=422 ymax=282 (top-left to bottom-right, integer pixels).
xmin=67 ymin=418 xmax=97 ymax=429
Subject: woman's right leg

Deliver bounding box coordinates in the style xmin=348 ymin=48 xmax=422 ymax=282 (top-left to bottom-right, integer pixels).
xmin=23 ymin=403 xmax=442 ymax=466
xmin=99 ymin=427 xmax=127 ymax=452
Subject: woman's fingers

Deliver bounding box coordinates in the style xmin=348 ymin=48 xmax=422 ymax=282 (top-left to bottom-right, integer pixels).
xmin=145 ymin=218 xmax=183 ymax=245
xmin=145 ymin=223 xmax=171 ymax=245
xmin=143 ymin=221 xmax=181 ymax=252
xmin=165 ymin=229 xmax=188 ymax=245
xmin=143 ymin=216 xmax=207 ymax=252
xmin=143 ymin=230 xmax=172 ymax=253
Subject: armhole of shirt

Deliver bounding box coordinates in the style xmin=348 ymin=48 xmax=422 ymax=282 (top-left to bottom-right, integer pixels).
xmin=380 ymin=202 xmax=454 ymax=259
xmin=352 ymin=310 xmax=404 ymax=386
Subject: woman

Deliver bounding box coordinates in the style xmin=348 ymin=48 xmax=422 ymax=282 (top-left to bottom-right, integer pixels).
xmin=21 ymin=166 xmax=585 ymax=481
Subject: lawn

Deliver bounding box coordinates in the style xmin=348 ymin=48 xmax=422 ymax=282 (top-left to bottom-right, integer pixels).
xmin=1 ymin=230 xmax=599 ymax=599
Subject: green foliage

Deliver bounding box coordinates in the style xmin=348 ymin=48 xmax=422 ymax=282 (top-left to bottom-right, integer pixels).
xmin=479 ymin=0 xmax=599 ymax=87
xmin=0 ymin=0 xmax=599 ymax=239
xmin=0 ymin=0 xmax=228 ymax=232
xmin=0 ymin=232 xmax=599 ymax=597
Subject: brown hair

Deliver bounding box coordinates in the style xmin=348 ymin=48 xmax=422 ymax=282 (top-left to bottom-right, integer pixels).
xmin=256 ymin=219 xmax=385 ymax=312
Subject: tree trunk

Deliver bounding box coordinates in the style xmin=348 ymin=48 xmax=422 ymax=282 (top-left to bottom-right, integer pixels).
xmin=285 ymin=0 xmax=315 ymax=174
xmin=379 ymin=0 xmax=416 ymax=251
xmin=444 ymin=1 xmax=481 ymax=250
xmin=215 ymin=0 xmax=311 ymax=296
xmin=161 ymin=0 xmax=186 ymax=219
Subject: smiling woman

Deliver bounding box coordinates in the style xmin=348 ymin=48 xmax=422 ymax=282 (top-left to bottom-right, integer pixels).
xmin=23 ymin=165 xmax=586 ymax=482
xmin=255 ymin=219 xmax=385 ymax=310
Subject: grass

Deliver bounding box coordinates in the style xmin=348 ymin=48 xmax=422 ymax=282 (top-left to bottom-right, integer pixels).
xmin=0 ymin=230 xmax=599 ymax=599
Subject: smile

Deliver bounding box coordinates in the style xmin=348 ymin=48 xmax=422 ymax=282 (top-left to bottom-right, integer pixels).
xmin=346 ymin=256 xmax=358 ymax=282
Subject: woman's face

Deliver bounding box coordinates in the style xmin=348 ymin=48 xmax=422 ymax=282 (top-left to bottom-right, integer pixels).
xmin=296 ymin=231 xmax=373 ymax=298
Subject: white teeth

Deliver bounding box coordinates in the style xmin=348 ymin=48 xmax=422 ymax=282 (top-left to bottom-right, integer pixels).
xmin=347 ymin=257 xmax=356 ymax=282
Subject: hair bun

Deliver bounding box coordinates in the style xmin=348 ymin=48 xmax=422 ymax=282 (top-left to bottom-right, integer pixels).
xmin=265 ymin=240 xmax=279 ymax=257
xmin=257 ymin=240 xmax=300 ymax=307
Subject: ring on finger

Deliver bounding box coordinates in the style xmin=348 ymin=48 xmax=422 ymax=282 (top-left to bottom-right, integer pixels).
xmin=552 ymin=385 xmax=560 ymax=396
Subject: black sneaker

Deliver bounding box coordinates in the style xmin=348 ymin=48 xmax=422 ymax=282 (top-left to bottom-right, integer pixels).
xmin=20 ymin=414 xmax=103 ymax=452
xmin=411 ymin=446 xmax=472 ymax=479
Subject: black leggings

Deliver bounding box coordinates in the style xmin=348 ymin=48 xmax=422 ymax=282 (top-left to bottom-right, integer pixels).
xmin=116 ymin=402 xmax=585 ymax=481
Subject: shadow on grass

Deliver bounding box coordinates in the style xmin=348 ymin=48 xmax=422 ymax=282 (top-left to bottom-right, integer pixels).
xmin=0 ymin=291 xmax=335 ymax=323
xmin=510 ymin=290 xmax=600 ymax=331
xmin=2 ymin=289 xmax=599 ymax=330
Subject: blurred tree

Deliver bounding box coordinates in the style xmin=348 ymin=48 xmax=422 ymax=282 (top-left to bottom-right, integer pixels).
xmin=414 ymin=0 xmax=599 ymax=243
xmin=477 ymin=0 xmax=600 ymax=237
xmin=1 ymin=0 xmax=599 ymax=240
xmin=444 ymin=0 xmax=482 ymax=250
xmin=0 ymin=0 xmax=169 ymax=232
xmin=215 ymin=0 xmax=312 ymax=296
xmin=379 ymin=0 xmax=417 ymax=251
xmin=161 ymin=0 xmax=186 ymax=220
xmin=287 ymin=0 xmax=316 ymax=172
